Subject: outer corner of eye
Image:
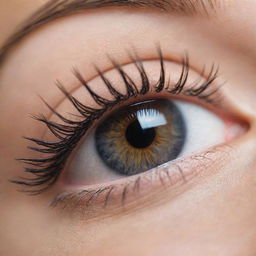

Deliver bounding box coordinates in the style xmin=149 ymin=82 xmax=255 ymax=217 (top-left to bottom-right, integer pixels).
xmin=175 ymin=100 xmax=247 ymax=157
xmin=63 ymin=97 xmax=245 ymax=187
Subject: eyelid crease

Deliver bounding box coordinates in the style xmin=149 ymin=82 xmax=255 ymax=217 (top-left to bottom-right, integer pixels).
xmin=12 ymin=48 xmax=221 ymax=195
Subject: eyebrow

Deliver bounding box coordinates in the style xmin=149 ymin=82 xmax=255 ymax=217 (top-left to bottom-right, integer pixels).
xmin=0 ymin=0 xmax=221 ymax=64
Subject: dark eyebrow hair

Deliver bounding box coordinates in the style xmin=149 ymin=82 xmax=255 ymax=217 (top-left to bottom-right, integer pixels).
xmin=0 ymin=0 xmax=221 ymax=64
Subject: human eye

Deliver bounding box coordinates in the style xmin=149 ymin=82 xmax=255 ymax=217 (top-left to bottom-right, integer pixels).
xmin=12 ymin=47 xmax=247 ymax=216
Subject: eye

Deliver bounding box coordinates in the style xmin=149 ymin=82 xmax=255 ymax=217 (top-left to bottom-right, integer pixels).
xmin=67 ymin=98 xmax=224 ymax=185
xmin=14 ymin=50 xmax=246 ymax=208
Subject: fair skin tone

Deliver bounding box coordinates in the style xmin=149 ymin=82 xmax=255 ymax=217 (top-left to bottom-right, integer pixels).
xmin=0 ymin=0 xmax=256 ymax=255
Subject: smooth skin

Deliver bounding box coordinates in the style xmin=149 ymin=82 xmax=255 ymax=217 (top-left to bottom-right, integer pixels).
xmin=0 ymin=1 xmax=256 ymax=255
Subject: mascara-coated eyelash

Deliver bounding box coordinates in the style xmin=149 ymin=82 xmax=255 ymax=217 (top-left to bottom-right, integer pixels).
xmin=13 ymin=49 xmax=219 ymax=194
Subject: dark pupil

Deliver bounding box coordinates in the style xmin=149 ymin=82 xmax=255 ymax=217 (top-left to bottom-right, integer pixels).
xmin=125 ymin=119 xmax=156 ymax=149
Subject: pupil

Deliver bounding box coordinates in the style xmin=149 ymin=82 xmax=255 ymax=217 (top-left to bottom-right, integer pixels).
xmin=125 ymin=119 xmax=156 ymax=149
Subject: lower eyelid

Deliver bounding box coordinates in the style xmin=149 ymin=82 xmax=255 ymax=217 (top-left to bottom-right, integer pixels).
xmin=51 ymin=143 xmax=233 ymax=219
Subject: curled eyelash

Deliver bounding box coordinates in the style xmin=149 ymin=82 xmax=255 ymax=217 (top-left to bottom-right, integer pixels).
xmin=12 ymin=49 xmax=220 ymax=194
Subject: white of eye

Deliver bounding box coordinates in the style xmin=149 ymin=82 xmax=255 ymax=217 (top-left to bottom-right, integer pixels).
xmin=174 ymin=100 xmax=225 ymax=157
xmin=66 ymin=100 xmax=226 ymax=185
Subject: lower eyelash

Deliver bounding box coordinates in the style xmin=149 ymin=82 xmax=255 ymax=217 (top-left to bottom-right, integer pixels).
xmin=50 ymin=144 xmax=231 ymax=218
xmin=13 ymin=47 xmax=220 ymax=194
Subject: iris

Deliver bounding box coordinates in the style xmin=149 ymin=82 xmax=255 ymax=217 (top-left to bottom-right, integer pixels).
xmin=95 ymin=99 xmax=186 ymax=175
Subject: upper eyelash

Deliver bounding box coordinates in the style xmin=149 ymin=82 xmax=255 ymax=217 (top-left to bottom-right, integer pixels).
xmin=12 ymin=49 xmax=219 ymax=194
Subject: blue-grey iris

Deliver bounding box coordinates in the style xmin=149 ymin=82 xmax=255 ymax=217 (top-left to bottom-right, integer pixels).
xmin=95 ymin=99 xmax=186 ymax=176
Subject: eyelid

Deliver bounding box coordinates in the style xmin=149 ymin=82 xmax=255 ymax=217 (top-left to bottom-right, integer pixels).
xmin=42 ymin=55 xmax=208 ymax=123
xmin=51 ymin=143 xmax=233 ymax=219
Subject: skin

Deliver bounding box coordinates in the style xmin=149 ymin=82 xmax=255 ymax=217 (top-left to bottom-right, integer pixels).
xmin=0 ymin=1 xmax=256 ymax=255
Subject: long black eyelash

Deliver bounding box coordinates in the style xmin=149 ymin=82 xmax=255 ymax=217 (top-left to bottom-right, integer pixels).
xmin=12 ymin=49 xmax=220 ymax=194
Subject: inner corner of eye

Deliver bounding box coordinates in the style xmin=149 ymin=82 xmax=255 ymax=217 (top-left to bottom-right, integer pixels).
xmin=224 ymin=118 xmax=248 ymax=143
xmin=64 ymin=97 xmax=237 ymax=187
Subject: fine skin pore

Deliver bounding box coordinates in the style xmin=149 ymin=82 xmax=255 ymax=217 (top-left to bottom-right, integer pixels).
xmin=0 ymin=1 xmax=256 ymax=256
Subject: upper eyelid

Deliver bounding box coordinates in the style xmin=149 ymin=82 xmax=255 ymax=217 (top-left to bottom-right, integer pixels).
xmin=41 ymin=53 xmax=217 ymax=123
xmin=40 ymin=55 xmax=164 ymax=123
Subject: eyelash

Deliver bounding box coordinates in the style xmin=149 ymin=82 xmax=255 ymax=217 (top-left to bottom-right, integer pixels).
xmin=13 ymin=49 xmax=220 ymax=195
